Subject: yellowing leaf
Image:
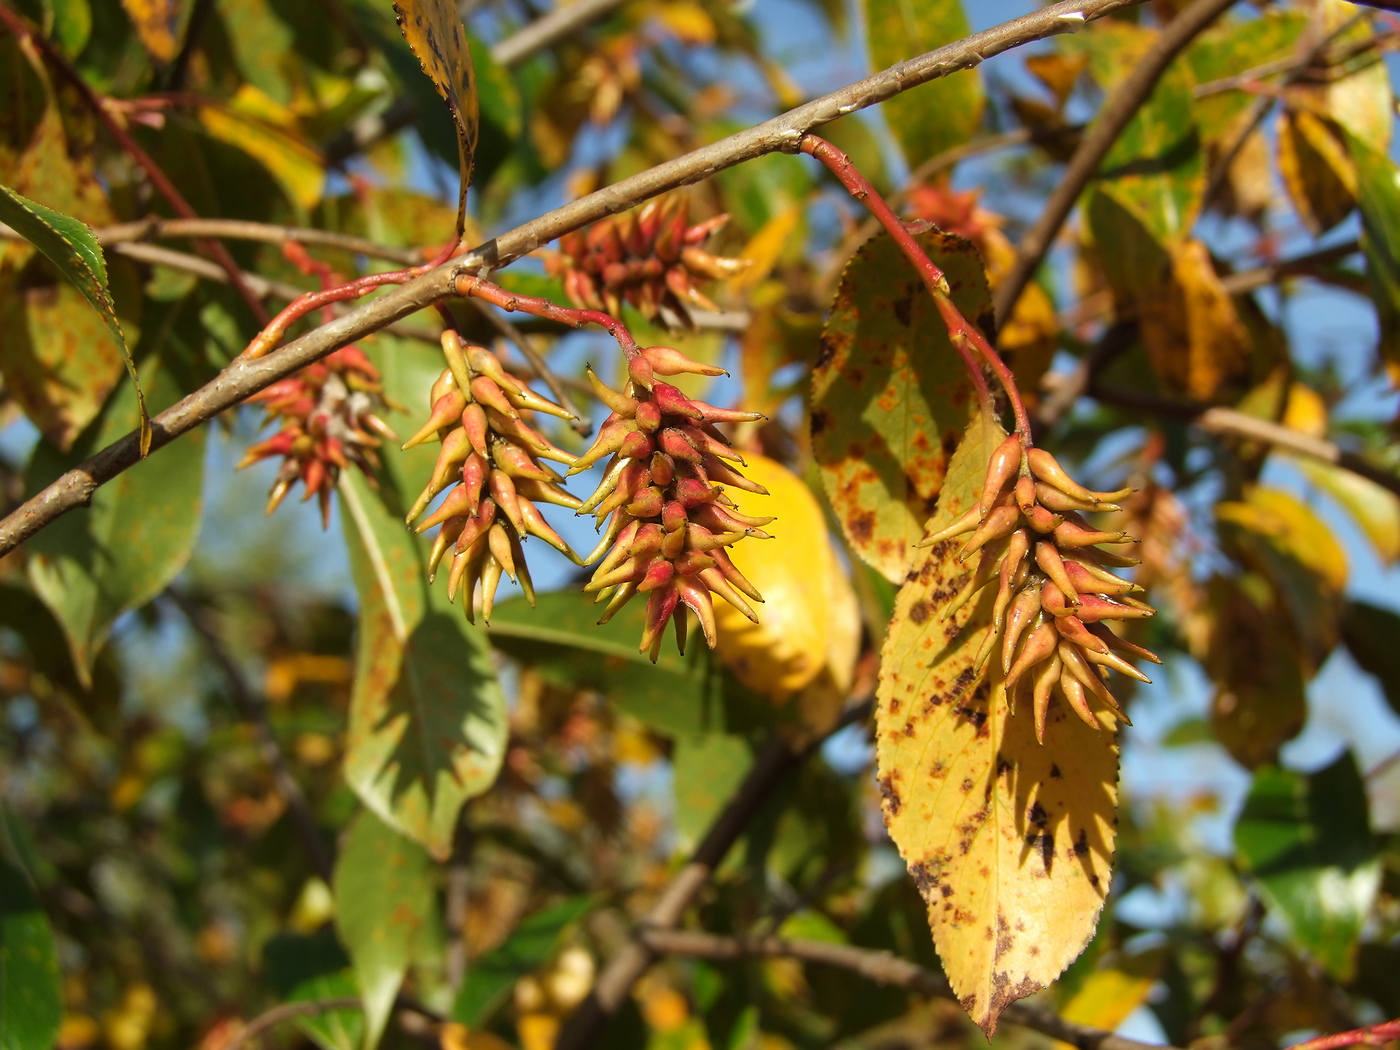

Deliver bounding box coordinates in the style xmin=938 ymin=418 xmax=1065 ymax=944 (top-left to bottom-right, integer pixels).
xmin=119 ymin=0 xmax=182 ymax=63
xmin=1052 ymin=963 xmax=1157 ymax=1050
xmin=714 ymin=455 xmax=859 ymax=702
xmin=730 ymin=203 xmax=802 ymax=295
xmin=877 ymin=409 xmax=1118 ymax=1036
xmin=1282 ymin=383 xmax=1329 ymax=439
xmin=197 ymin=87 xmax=326 ymax=211
xmin=1138 ymin=238 xmax=1252 ymax=401
xmin=1319 ymin=0 xmax=1392 ymax=152
xmin=1299 ymin=460 xmax=1400 ymax=565
xmin=393 ymin=0 xmax=479 ymax=237
xmin=1217 ymin=486 xmax=1348 ymax=593
xmin=1277 ymin=107 xmax=1356 ymax=236
xmin=648 ymin=1 xmax=716 ymax=46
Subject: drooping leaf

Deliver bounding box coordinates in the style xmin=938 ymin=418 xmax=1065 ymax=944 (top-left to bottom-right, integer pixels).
xmin=1277 ymin=107 xmax=1356 ymax=236
xmin=863 ymin=0 xmax=982 ymax=167
xmin=392 ymin=0 xmax=479 ymax=236
xmin=876 ymin=408 xmax=1118 ymax=1036
xmin=452 ymin=895 xmax=597 ymax=1027
xmin=1341 ymin=601 xmax=1400 ymax=718
xmin=333 ymin=812 xmax=433 ymax=1050
xmin=119 ymin=0 xmax=182 ymax=63
xmin=0 ymin=183 xmax=148 ymax=452
xmin=812 ymin=228 xmax=984 ymax=582
xmin=1234 ymin=755 xmax=1379 ymax=979
xmin=26 ymin=360 xmax=204 ymax=686
xmin=341 ymin=470 xmax=508 ymax=861
xmin=0 ymin=850 xmax=62 ymax=1050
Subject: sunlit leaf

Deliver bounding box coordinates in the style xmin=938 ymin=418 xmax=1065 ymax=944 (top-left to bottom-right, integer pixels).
xmin=876 ymin=408 xmax=1118 ymax=1036
xmin=1298 ymin=460 xmax=1400 ymax=565
xmin=812 ymin=229 xmax=984 ymax=582
xmin=393 ymin=0 xmax=479 ymax=236
xmin=1234 ymin=755 xmax=1379 ymax=980
xmin=863 ymin=0 xmax=982 ymax=166
xmin=0 ymin=184 xmax=147 ymax=452
xmin=1051 ymin=957 xmax=1159 ymax=1050
xmin=197 ymin=87 xmax=326 ymax=212
xmin=341 ymin=471 xmax=508 ymax=861
xmin=0 ymin=851 xmax=61 ymax=1050
xmin=1277 ymin=107 xmax=1356 ymax=236
xmin=26 ymin=361 xmax=204 ymax=687
xmin=119 ymin=0 xmax=182 ymax=63
xmin=453 ymin=896 xmax=597 ymax=1026
xmin=1185 ymin=10 xmax=1306 ymax=136
xmin=290 ymin=972 xmax=364 ymax=1050
xmin=333 ymin=812 xmax=433 ymax=1050
xmin=713 ymin=455 xmax=860 ymax=704
xmin=1318 ymin=0 xmax=1392 ymax=153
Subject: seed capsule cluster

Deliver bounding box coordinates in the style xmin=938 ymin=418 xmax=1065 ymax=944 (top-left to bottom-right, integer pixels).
xmin=240 ymin=345 xmax=396 ymax=526
xmin=576 ymin=347 xmax=769 ymax=660
xmin=546 ymin=198 xmax=747 ymax=327
xmin=923 ymin=435 xmax=1162 ymax=742
xmin=404 ymin=331 xmax=582 ymax=623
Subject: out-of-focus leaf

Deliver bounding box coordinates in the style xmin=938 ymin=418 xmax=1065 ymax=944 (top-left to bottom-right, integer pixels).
xmin=333 ymin=812 xmax=432 ymax=1050
xmin=468 ymin=36 xmax=520 ymax=191
xmin=119 ymin=0 xmax=181 ymax=62
xmin=1234 ymin=755 xmax=1378 ymax=979
xmin=289 ymin=972 xmax=365 ymax=1050
xmin=1298 ymin=460 xmax=1400 ymax=565
xmin=1052 ymin=955 xmax=1160 ymax=1050
xmin=0 ymin=852 xmax=62 ymax=1050
xmin=876 ymin=407 xmax=1118 ymax=1037
xmin=713 ymin=455 xmax=859 ymax=707
xmin=1186 ymin=10 xmax=1307 ymax=136
xmin=26 ymin=361 xmax=204 ymax=686
xmin=197 ymin=87 xmax=326 ymax=212
xmin=1136 ymin=237 xmax=1252 ymax=401
xmin=0 ymin=183 xmax=146 ymax=451
xmin=47 ymin=0 xmax=92 ymax=55
xmin=863 ymin=0 xmax=982 ymax=166
xmin=1318 ymin=1 xmax=1392 ymax=152
xmin=487 ymin=590 xmax=726 ymax=738
xmin=220 ymin=0 xmax=296 ymax=103
xmin=392 ymin=0 xmax=479 ymax=235
xmin=1204 ymin=575 xmax=1307 ymax=770
xmin=812 ymin=229 xmax=983 ymax=582
xmin=673 ymin=733 xmax=751 ymax=851
xmin=341 ymin=471 xmax=508 ymax=861
xmin=1341 ymin=601 xmax=1400 ymax=718
xmin=1345 ymin=130 xmax=1400 ymax=377
xmin=452 ymin=896 xmax=596 ymax=1026
xmin=1277 ymin=108 xmax=1356 ymax=236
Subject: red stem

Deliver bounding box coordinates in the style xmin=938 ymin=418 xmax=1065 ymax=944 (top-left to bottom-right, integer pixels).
xmin=0 ymin=7 xmax=269 ymax=325
xmin=1287 ymin=1021 xmax=1400 ymax=1050
xmin=455 ymin=274 xmax=641 ymax=359
xmin=798 ymin=134 xmax=1034 ymax=442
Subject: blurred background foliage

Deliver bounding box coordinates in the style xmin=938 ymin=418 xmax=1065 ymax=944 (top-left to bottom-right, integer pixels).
xmin=2 ymin=1 xmax=1400 ymax=1050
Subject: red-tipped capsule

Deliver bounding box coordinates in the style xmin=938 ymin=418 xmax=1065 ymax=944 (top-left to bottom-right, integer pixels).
xmin=642 ymin=345 xmax=728 ymax=377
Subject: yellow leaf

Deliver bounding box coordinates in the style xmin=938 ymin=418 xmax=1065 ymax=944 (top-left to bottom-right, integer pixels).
xmin=877 ymin=409 xmax=1118 ymax=1036
xmin=1319 ymin=0 xmax=1392 ymax=152
xmin=1139 ymin=239 xmax=1252 ymax=401
xmin=730 ymin=204 xmax=803 ymax=295
xmin=714 ymin=455 xmax=860 ymax=701
xmin=1277 ymin=107 xmax=1356 ymax=236
xmin=393 ymin=0 xmax=479 ymax=236
xmin=119 ymin=0 xmax=181 ymax=63
xmin=1299 ymin=460 xmax=1400 ymax=565
xmin=648 ymin=1 xmax=717 ymax=46
xmin=1282 ymin=382 xmax=1329 ymax=439
xmin=1052 ymin=964 xmax=1157 ymax=1050
xmin=197 ymin=87 xmax=325 ymax=212
xmin=1217 ymin=486 xmax=1348 ymax=592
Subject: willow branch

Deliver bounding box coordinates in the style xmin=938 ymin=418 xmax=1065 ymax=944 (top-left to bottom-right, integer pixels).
xmin=994 ymin=0 xmax=1239 ymax=326
xmin=642 ymin=930 xmax=1181 ymax=1050
xmin=0 ymin=0 xmax=1149 ymax=559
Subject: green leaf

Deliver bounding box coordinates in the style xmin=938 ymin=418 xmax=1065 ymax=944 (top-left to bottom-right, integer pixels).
xmin=0 ymin=853 xmax=62 ymax=1050
xmin=26 ymin=360 xmax=205 ymax=687
xmin=811 ymin=228 xmax=984 ymax=583
xmin=333 ymin=811 xmax=433 ymax=1050
xmin=863 ymin=0 xmax=982 ymax=166
xmin=452 ymin=895 xmax=597 ymax=1026
xmin=0 ymin=183 xmax=148 ymax=453
xmin=341 ymin=470 xmax=508 ymax=862
xmin=1344 ymin=131 xmax=1400 ymax=375
xmin=1185 ymin=10 xmax=1307 ymax=138
xmin=1234 ymin=755 xmax=1379 ymax=979
xmin=289 ymin=972 xmax=365 ymax=1050
xmin=1340 ymin=601 xmax=1400 ymax=718
xmin=487 ymin=589 xmax=728 ymax=738
xmin=673 ymin=734 xmax=752 ymax=852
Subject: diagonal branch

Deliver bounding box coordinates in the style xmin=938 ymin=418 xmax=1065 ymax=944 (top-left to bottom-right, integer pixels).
xmin=0 ymin=0 xmax=1149 ymax=559
xmin=993 ymin=0 xmax=1239 ymax=325
xmin=641 ymin=930 xmax=1182 ymax=1050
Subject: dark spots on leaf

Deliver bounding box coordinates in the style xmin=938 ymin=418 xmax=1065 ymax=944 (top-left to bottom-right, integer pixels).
xmin=909 ymin=600 xmax=931 ymax=625
xmin=995 ymin=911 xmax=1014 ymax=962
xmin=988 ymin=973 xmax=1042 ymax=1024
xmin=942 ymin=429 xmax=960 ymax=458
xmin=893 ymin=296 xmax=913 ymax=326
xmin=1049 ymin=764 xmax=1062 ymax=778
xmin=960 ymin=777 xmax=974 ymax=794
xmin=888 ymin=697 xmax=902 ymax=716
xmin=996 ymin=754 xmax=1014 ymax=778
xmin=848 ymin=511 xmax=876 ymax=543
xmin=1070 ymin=829 xmax=1090 ymax=858
xmin=1028 ymin=802 xmax=1048 ymax=828
xmin=811 ymin=408 xmax=831 ymax=436
xmin=1026 ymin=831 xmax=1054 ymax=871
xmin=1089 ymin=873 xmax=1101 ymax=889
xmin=910 ymin=860 xmax=941 ymax=898
xmin=815 ymin=335 xmax=838 ymax=369
xmin=878 ymin=774 xmax=902 ymax=816
xmin=1029 ymin=944 xmax=1040 ymax=957
xmin=941 ymin=884 xmax=954 ymax=898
